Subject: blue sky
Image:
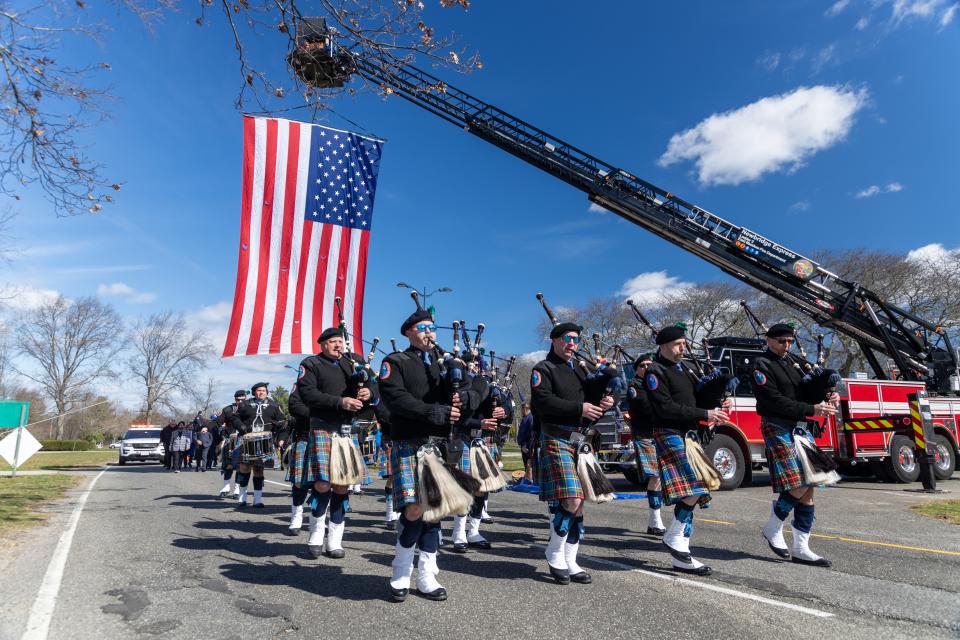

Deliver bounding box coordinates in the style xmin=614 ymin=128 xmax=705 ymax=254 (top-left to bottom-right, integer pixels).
xmin=2 ymin=0 xmax=958 ymax=408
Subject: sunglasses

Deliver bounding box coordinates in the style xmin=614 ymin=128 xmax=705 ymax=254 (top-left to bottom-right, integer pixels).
xmin=415 ymin=323 xmax=437 ymax=333
xmin=560 ymin=335 xmax=581 ymax=344
xmin=775 ymin=338 xmax=794 ymax=345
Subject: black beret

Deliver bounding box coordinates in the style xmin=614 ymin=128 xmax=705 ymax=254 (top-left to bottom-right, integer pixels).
xmin=655 ymin=324 xmax=686 ymax=345
xmin=549 ymin=322 xmax=583 ymax=339
xmin=400 ymin=308 xmax=433 ymax=334
xmin=766 ymin=323 xmax=796 ymax=338
xmin=251 ymin=381 xmax=269 ymax=391
xmin=234 ymin=389 xmax=248 ymax=398
xmin=317 ymin=326 xmax=344 ymax=343
xmin=633 ymin=352 xmax=654 ymax=369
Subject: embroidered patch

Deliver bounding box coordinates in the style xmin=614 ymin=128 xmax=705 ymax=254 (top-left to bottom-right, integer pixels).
xmin=645 ymin=373 xmax=659 ymax=391
xmin=531 ymin=370 xmax=542 ymax=388
xmin=380 ymin=362 xmax=392 ymax=380
xmin=753 ymin=370 xmax=766 ymax=385
xmin=628 ymin=386 xmax=637 ymax=398
xmin=297 ymin=365 xmax=305 ymax=380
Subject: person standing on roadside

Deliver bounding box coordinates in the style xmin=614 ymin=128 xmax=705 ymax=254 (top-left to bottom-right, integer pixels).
xmin=160 ymin=422 xmax=174 ymax=469
xmin=170 ymin=421 xmax=192 ymax=473
xmin=195 ymin=426 xmax=213 ymax=472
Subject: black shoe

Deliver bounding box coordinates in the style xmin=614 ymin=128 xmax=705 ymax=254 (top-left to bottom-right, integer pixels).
xmin=218 ymin=491 xmax=228 ymax=498
xmin=236 ymin=502 xmax=248 ymax=509
xmin=673 ymin=564 xmax=712 ymax=576
xmin=451 ymin=542 xmax=468 ymax=554
xmin=284 ymin=527 xmax=299 ymax=537
xmin=646 ymin=526 xmax=666 ymax=537
xmin=791 ymin=556 xmax=832 ymax=568
xmin=764 ymin=537 xmax=791 ymax=559
xmin=390 ymin=587 xmax=409 ymax=602
xmin=308 ymin=545 xmax=323 ymax=558
xmin=418 ymin=587 xmax=447 ymax=601
xmin=201 ymin=469 xmax=206 ymax=472
xmin=468 ymin=539 xmax=491 ymax=550
xmin=548 ymin=564 xmax=570 ymax=585
xmin=569 ymin=571 xmax=592 ymax=584
xmin=325 ymin=549 xmax=345 ymax=559
xmin=385 ymin=521 xmax=396 ymax=531
xmin=253 ymin=502 xmax=265 ymax=509
xmin=481 ymin=517 xmax=494 ymax=524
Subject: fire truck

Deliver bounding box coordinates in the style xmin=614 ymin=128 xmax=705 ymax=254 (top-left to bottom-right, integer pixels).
xmin=286 ymin=18 xmax=960 ymax=487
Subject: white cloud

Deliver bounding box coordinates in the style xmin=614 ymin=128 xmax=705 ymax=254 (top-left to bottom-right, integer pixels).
xmin=587 ymin=202 xmax=610 ymax=214
xmin=893 ymin=0 xmax=949 ymax=22
xmin=811 ymin=44 xmax=837 ymax=74
xmin=941 ymin=2 xmax=959 ymax=26
xmin=906 ymin=243 xmax=960 ymax=264
xmin=0 ymin=285 xmax=61 ymax=311
xmin=658 ymin=85 xmax=867 ymax=186
xmin=518 ymin=350 xmax=547 ymax=365
xmin=790 ymin=200 xmax=811 ymax=211
xmin=855 ymin=16 xmax=872 ymax=29
xmin=756 ymin=50 xmax=781 ymax=71
xmin=97 ymin=282 xmax=156 ymax=304
xmin=854 ymin=182 xmax=904 ymax=198
xmin=826 ymin=0 xmax=851 ymax=16
xmin=617 ymin=270 xmax=693 ymax=304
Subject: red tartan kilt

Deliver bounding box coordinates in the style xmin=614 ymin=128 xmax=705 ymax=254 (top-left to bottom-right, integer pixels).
xmin=761 ymin=420 xmax=806 ymax=493
xmin=653 ymin=430 xmax=708 ymax=505
xmin=538 ymin=435 xmax=583 ymax=502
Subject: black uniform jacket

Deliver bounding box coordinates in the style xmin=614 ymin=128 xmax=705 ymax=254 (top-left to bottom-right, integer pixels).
xmin=750 ymin=350 xmax=818 ymax=422
xmin=627 ymin=378 xmax=655 ymax=438
xmin=236 ymin=397 xmax=285 ymax=434
xmin=287 ymin=383 xmax=311 ymax=440
xmin=296 ymin=353 xmax=358 ymax=425
xmin=378 ymin=346 xmax=453 ymax=440
xmin=644 ymin=353 xmax=708 ymax=433
xmin=530 ymin=350 xmax=608 ymax=430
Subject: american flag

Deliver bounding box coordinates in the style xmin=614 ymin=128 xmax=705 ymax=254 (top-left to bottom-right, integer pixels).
xmin=223 ymin=116 xmax=383 ymax=357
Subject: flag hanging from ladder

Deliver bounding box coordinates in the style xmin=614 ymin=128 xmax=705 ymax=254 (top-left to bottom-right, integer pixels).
xmin=223 ymin=116 xmax=383 ymax=357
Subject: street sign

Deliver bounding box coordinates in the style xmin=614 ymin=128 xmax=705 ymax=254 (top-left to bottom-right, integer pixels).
xmin=0 ymin=428 xmax=41 ymax=468
xmin=0 ymin=401 xmax=29 ymax=429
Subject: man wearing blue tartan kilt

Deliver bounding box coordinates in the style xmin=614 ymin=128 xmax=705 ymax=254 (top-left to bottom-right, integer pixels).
xmin=645 ymin=325 xmax=731 ymax=576
xmin=628 ymin=353 xmax=666 ymax=536
xmin=375 ymin=402 xmax=400 ymax=530
xmin=379 ymin=309 xmax=462 ymax=602
xmin=294 ymin=327 xmax=374 ymax=560
xmin=531 ymin=322 xmax=615 ymax=586
xmin=449 ymin=372 xmax=495 ymax=553
xmin=283 ymin=383 xmax=311 ymax=536
xmin=752 ymin=324 xmax=839 ymax=568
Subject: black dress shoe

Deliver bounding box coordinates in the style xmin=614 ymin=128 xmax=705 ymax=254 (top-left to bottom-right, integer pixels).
xmin=253 ymin=502 xmax=265 ymax=509
xmin=764 ymin=538 xmax=791 ymax=559
xmin=390 ymin=587 xmax=409 ymax=602
xmin=547 ymin=564 xmax=570 ymax=585
xmin=569 ymin=571 xmax=592 ymax=584
xmin=673 ymin=564 xmax=712 ymax=576
xmin=791 ymin=556 xmax=832 ymax=568
xmin=325 ymin=549 xmax=345 ymax=559
xmin=385 ymin=521 xmax=396 ymax=531
xmin=468 ymin=539 xmax=491 ymax=550
xmin=481 ymin=517 xmax=494 ymax=524
xmin=283 ymin=528 xmax=299 ymax=537
xmin=308 ymin=545 xmax=323 ymax=558
xmin=646 ymin=526 xmax=666 ymax=537
xmin=419 ymin=587 xmax=447 ymax=601
xmin=236 ymin=503 xmax=248 ymax=510
xmin=451 ymin=542 xmax=468 ymax=554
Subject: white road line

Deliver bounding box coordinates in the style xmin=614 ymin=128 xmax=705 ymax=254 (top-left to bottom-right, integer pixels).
xmin=22 ymin=468 xmax=110 ymax=640
xmin=264 ymin=479 xmax=287 ymax=487
xmin=522 ymin=541 xmax=833 ymax=619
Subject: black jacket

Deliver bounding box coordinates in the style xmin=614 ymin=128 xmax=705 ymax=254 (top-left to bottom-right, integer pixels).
xmin=750 ymin=350 xmax=818 ymax=422
xmin=236 ymin=397 xmax=285 ymax=434
xmin=378 ymin=346 xmax=453 ymax=440
xmin=296 ymin=354 xmax=356 ymax=424
xmin=530 ymin=350 xmax=608 ymax=428
xmin=644 ymin=353 xmax=709 ymax=433
xmin=627 ymin=378 xmax=655 ymax=437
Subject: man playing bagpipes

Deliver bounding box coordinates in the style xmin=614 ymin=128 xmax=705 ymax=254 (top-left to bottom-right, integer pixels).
xmin=283 ymin=382 xmax=311 ymax=536
xmin=627 ymin=352 xmax=666 ymax=536
xmin=752 ymin=323 xmax=839 ymax=568
xmin=235 ymin=382 xmax=286 ymax=509
xmin=644 ymin=324 xmax=732 ymax=576
xmin=531 ymin=321 xmax=620 ymax=586
xmin=477 ymin=376 xmax=513 ymax=524
xmin=216 ymin=390 xmax=247 ymax=498
xmin=379 ymin=301 xmax=481 ymax=602
xmin=294 ymin=327 xmax=372 ymax=559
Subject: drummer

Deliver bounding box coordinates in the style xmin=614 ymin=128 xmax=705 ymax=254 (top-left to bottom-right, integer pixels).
xmin=234 ymin=382 xmax=286 ymax=508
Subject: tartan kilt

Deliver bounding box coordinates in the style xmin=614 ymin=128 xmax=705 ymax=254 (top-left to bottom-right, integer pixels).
xmin=653 ymin=430 xmax=708 ymax=505
xmin=761 ymin=420 xmax=808 ymax=493
xmin=632 ymin=437 xmax=660 ymax=480
xmin=377 ymin=446 xmax=392 ymax=478
xmin=285 ymin=440 xmax=311 ymax=484
xmin=307 ymin=429 xmax=333 ymax=483
xmin=538 ymin=434 xmax=583 ymax=502
xmin=390 ymin=441 xmax=420 ymax=512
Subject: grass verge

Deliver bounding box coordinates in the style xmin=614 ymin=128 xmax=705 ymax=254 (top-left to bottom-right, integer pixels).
xmin=912 ymin=499 xmax=960 ymax=525
xmin=0 ymin=475 xmax=81 ymax=532
xmin=0 ymin=450 xmax=116 ymax=472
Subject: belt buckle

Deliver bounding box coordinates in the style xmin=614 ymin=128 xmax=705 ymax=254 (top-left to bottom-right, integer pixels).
xmin=470 ymin=429 xmax=482 ymax=439
xmin=340 ymin=424 xmax=352 ymax=437
xmin=569 ymin=431 xmax=585 ymax=444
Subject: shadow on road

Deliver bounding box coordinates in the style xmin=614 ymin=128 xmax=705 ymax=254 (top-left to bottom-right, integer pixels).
xmin=219 ymin=560 xmax=394 ymax=602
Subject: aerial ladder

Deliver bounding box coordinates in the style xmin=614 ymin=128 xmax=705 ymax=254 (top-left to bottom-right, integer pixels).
xmin=287 ymin=17 xmax=959 ymax=395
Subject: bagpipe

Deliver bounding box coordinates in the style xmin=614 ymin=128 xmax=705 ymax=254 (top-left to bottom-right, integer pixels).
xmin=535 ymin=292 xmax=617 ymax=503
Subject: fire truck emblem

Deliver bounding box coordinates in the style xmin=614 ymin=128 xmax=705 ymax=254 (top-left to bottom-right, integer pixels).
xmin=379 ymin=362 xmax=391 ymax=380
xmin=628 ymin=386 xmax=637 ymax=398
xmin=531 ymin=370 xmax=542 ymax=388
xmin=753 ymin=370 xmax=766 ymax=386
xmin=793 ymin=259 xmax=815 ymax=280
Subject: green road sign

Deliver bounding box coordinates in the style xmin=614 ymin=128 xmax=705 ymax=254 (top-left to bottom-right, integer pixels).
xmin=0 ymin=401 xmax=29 ymax=429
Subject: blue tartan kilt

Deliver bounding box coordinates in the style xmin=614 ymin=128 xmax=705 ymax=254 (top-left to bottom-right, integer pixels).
xmin=538 ymin=434 xmax=583 ymax=502
xmin=761 ymin=421 xmax=809 ymax=493
xmin=391 ymin=441 xmax=421 ymax=512
xmin=307 ymin=429 xmax=333 ymax=483
xmin=285 ymin=440 xmax=311 ymax=484
xmin=632 ymin=437 xmax=660 ymax=480
xmin=653 ymin=430 xmax=708 ymax=506
xmin=377 ymin=446 xmax=392 ymax=478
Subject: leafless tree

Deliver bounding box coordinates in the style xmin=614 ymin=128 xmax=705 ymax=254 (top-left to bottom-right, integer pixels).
xmin=185 ymin=375 xmax=219 ymax=417
xmin=127 ymin=311 xmax=213 ymax=424
xmin=14 ymin=295 xmax=123 ymax=439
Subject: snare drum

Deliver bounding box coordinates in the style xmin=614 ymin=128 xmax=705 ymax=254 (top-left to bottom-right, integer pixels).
xmin=241 ymin=431 xmax=272 ymax=463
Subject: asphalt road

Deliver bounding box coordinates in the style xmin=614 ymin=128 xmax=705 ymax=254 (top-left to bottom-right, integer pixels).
xmin=1 ymin=464 xmax=958 ymax=640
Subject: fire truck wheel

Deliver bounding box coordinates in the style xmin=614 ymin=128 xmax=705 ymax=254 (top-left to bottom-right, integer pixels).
xmin=883 ymin=435 xmax=921 ymax=484
xmin=704 ymin=434 xmax=745 ymax=490
xmin=621 ymin=467 xmax=643 ymax=486
xmin=931 ymin=435 xmax=956 ymax=481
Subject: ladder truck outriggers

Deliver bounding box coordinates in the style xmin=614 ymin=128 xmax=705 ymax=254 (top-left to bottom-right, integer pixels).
xmin=287 ymin=18 xmax=960 ymax=489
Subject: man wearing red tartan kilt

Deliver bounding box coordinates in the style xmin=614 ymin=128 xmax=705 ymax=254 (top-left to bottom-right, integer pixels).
xmin=627 ymin=352 xmax=666 ymax=536
xmin=645 ymin=325 xmax=731 ymax=576
xmin=531 ymin=322 xmax=615 ymax=586
xmin=751 ymin=323 xmax=839 ymax=568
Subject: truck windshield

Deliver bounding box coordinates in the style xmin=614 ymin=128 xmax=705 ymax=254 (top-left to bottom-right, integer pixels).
xmin=124 ymin=430 xmax=160 ymax=439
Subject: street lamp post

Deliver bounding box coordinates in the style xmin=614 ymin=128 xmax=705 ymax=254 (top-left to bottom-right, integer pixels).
xmin=395 ymin=282 xmax=453 ymax=307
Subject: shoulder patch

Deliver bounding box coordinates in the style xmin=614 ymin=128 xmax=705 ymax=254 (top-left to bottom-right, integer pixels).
xmin=297 ymin=365 xmax=305 ymax=379
xmin=645 ymin=373 xmax=659 ymax=391
xmin=628 ymin=386 xmax=637 ymax=398
xmin=380 ymin=362 xmax=392 ymax=380
xmin=753 ymin=370 xmax=767 ymax=386
xmin=531 ymin=370 xmax=542 ymax=388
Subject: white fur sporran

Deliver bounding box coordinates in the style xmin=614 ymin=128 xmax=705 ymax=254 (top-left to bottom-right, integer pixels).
xmin=684 ymin=435 xmax=722 ymax=492
xmin=795 ymin=437 xmax=841 ymax=486
xmin=329 ymin=433 xmax=365 ymax=486
xmin=468 ymin=439 xmax=507 ymax=493
xmin=417 ymin=445 xmax=473 ymax=522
